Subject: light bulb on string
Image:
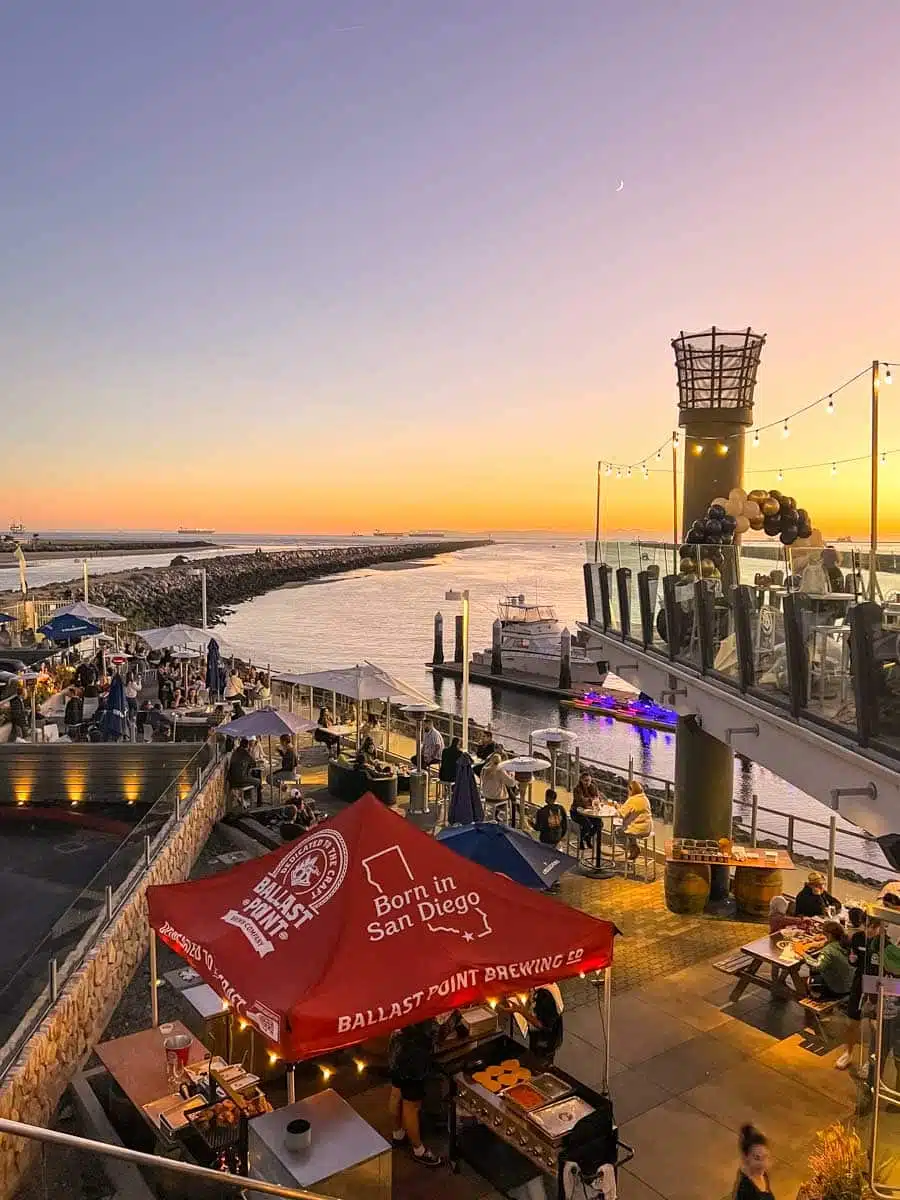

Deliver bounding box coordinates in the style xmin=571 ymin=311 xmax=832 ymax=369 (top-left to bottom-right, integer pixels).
xmin=777 ymin=468 xmax=784 ymax=482
xmin=752 ymin=429 xmax=760 ymax=448
xmin=656 ymin=449 xmax=662 ymax=461
xmin=626 ymin=466 xmax=632 ymax=478
xmin=881 ymin=451 xmax=887 ymax=465
xmin=886 ymin=366 xmax=893 ymax=385
xmin=615 ymin=467 xmax=621 ymax=479
xmin=605 ymin=464 xmax=612 ymax=476
xmin=826 ymin=395 xmax=835 ymax=414
xmin=782 ymin=420 xmax=790 ymax=439
xmin=672 ymin=431 xmax=680 ymax=448
xmin=831 ymin=463 xmax=838 ymax=476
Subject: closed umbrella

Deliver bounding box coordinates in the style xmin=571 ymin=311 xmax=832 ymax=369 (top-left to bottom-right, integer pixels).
xmin=436 ymin=823 xmax=579 ymax=889
xmin=101 ymin=674 xmax=129 ymax=742
xmin=448 ymin=754 xmax=484 ymax=825
xmin=206 ymin=638 xmax=221 ymax=701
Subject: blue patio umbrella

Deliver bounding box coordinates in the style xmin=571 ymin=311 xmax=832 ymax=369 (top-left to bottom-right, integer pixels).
xmin=448 ymin=753 xmax=484 ymax=825
xmin=206 ymin=637 xmax=221 ymax=700
xmin=39 ymin=613 xmax=103 ymax=643
xmin=0 ymin=613 xmax=14 ymax=624
xmin=101 ymin=673 xmax=129 ymax=741
xmin=436 ymin=822 xmax=580 ymax=889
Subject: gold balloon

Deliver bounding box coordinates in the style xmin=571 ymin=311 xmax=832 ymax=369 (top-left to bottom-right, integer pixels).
xmin=679 ymin=558 xmax=697 ymax=574
xmin=700 ymin=558 xmax=715 ymax=577
xmin=748 ymin=489 xmax=768 ymax=506
xmin=762 ymin=497 xmax=780 ymax=516
xmin=749 ymin=515 xmax=765 ymax=530
xmin=743 ymin=500 xmax=761 ymax=519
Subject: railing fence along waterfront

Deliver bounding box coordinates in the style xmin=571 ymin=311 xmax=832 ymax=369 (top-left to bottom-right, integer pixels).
xmin=583 ymin=541 xmax=900 ymax=764
xmin=0 ymin=738 xmax=220 ymax=1081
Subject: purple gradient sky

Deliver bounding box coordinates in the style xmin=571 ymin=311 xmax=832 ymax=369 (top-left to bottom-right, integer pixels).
xmin=2 ymin=2 xmax=898 ymax=532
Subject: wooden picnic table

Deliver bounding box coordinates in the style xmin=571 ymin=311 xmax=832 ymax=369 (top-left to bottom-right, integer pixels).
xmin=729 ymin=932 xmax=825 ymax=1003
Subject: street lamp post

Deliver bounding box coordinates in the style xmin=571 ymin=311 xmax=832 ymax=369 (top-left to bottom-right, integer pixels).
xmin=192 ymin=568 xmax=208 ymax=629
xmin=445 ymin=589 xmax=470 ymax=752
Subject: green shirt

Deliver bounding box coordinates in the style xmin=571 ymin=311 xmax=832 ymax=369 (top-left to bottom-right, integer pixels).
xmin=809 ymin=941 xmax=854 ymax=995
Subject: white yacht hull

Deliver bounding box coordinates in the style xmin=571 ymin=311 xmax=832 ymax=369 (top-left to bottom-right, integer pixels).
xmin=471 ymin=647 xmax=607 ymax=688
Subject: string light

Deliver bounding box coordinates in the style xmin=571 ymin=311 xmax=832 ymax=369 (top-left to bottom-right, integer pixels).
xmin=605 ymin=464 xmax=612 ymax=476
xmin=782 ymin=420 xmax=790 ymax=438
xmin=626 ymin=466 xmax=632 ymax=477
xmin=692 ymin=443 xmax=704 ymax=456
xmin=320 ymin=1065 xmax=333 ymax=1082
xmin=826 ymin=396 xmax=835 ymax=414
xmin=881 ymin=452 xmax=887 ymax=465
xmin=831 ymin=463 xmax=838 ymax=476
xmin=268 ymin=1052 xmax=279 ymax=1066
xmin=656 ymin=449 xmax=662 ymax=461
xmin=354 ymin=1058 xmax=367 ymax=1074
xmin=777 ymin=469 xmax=784 ymax=481
xmin=615 ymin=468 xmax=621 ymax=478
xmin=716 ymin=443 xmax=728 ymax=456
xmin=752 ymin=429 xmax=760 ymax=447
xmin=672 ymin=431 xmax=680 ymax=448
xmin=887 ymin=367 xmax=893 ymax=385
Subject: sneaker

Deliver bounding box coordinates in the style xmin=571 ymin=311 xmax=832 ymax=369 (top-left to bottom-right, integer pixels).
xmin=411 ymin=1147 xmax=443 ymax=1168
xmin=835 ymin=1051 xmax=852 ymax=1070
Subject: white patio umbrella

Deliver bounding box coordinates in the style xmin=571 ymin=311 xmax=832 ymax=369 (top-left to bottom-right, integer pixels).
xmin=273 ymin=661 xmax=434 ymax=749
xmin=216 ymin=707 xmax=319 ymax=800
xmin=52 ymin=600 xmax=126 ymax=624
xmin=136 ymin=624 xmax=232 ymax=654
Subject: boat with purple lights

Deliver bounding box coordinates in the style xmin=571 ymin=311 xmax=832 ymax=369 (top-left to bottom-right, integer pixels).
xmin=563 ymin=690 xmax=678 ymax=731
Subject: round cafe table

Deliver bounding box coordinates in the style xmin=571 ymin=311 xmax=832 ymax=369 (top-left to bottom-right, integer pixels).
xmin=574 ymin=804 xmax=621 ymax=876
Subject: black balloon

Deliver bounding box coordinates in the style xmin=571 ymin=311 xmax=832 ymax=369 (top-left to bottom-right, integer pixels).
xmin=707 ymin=504 xmax=726 ymax=521
xmin=780 ymin=525 xmax=799 ymax=545
xmin=797 ymin=508 xmax=809 ymax=524
xmin=704 ymin=519 xmax=723 ymax=536
xmin=763 ymin=515 xmax=782 ymax=537
xmin=768 ymin=489 xmax=782 ymax=501
xmin=721 ymin=515 xmax=737 ymax=533
xmin=781 ymin=507 xmax=798 ymax=525
xmin=797 ymin=522 xmax=812 ymax=540
xmin=783 ymin=496 xmax=796 ymax=510
xmin=691 ymin=519 xmax=705 ymax=533
xmin=686 ymin=530 xmax=704 ymax=545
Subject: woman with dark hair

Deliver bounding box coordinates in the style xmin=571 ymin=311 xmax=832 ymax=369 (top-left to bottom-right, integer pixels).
xmin=804 ymin=921 xmax=853 ymax=999
xmin=314 ymin=706 xmax=341 ymax=757
xmin=734 ymin=1125 xmax=773 ymax=1200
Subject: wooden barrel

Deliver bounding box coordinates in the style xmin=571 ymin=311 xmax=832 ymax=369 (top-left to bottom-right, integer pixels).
xmin=664 ymin=861 xmax=711 ymax=914
xmin=733 ymin=866 xmax=783 ymax=917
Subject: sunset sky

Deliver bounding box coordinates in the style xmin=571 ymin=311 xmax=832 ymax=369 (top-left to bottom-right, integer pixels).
xmin=2 ymin=1 xmax=899 ymax=536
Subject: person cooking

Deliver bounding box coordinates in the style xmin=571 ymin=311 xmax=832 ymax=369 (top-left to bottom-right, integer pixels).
xmin=794 ymin=870 xmax=840 ymax=918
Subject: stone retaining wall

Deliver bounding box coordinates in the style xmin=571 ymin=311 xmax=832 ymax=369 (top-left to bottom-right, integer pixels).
xmin=0 ymin=766 xmax=226 ymax=1198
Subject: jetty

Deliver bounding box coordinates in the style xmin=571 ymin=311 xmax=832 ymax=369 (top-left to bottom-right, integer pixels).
xmin=0 ymin=539 xmax=490 ymax=628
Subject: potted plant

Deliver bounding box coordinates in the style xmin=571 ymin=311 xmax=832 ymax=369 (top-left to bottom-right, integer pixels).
xmin=798 ymin=1123 xmax=868 ymax=1200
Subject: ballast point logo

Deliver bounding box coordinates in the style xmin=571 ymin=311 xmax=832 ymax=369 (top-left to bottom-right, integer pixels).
xmin=222 ymin=829 xmax=348 ymax=958
xmin=362 ymin=844 xmax=492 ymax=944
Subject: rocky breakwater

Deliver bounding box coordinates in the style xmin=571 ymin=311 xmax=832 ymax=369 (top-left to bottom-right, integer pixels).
xmin=7 ymin=540 xmax=490 ymax=627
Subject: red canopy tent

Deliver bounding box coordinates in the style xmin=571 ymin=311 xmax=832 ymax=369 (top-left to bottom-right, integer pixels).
xmin=147 ymin=794 xmax=616 ymax=1061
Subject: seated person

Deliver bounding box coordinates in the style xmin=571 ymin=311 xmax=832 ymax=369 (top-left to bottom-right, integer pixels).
xmin=794 ymin=870 xmax=840 ymax=918
xmin=362 ymin=712 xmax=382 ymax=748
xmin=354 ymin=735 xmax=393 ymax=777
xmin=256 ymin=673 xmax=272 ymax=704
xmin=272 ymin=733 xmax=298 ymax=784
xmin=227 ymin=737 xmax=262 ymax=805
xmin=805 ymin=921 xmax=854 ymax=999
xmin=439 ymin=737 xmax=463 ymax=786
xmin=615 ymin=780 xmax=654 ymax=860
xmin=768 ymin=895 xmax=818 ymax=934
xmin=531 ymin=788 xmax=568 ymax=846
xmin=279 ymin=799 xmax=315 ymax=841
xmin=571 ymin=770 xmax=602 ymax=849
xmin=314 ymin=707 xmax=341 ymax=756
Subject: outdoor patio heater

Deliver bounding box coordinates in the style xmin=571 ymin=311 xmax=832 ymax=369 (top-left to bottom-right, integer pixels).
xmin=669 ymin=326 xmax=765 ymax=904
xmin=673 ymin=326 xmax=766 ymax=531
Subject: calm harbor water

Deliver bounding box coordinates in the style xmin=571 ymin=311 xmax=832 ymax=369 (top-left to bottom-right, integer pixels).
xmin=2 ymin=534 xmax=894 ymax=881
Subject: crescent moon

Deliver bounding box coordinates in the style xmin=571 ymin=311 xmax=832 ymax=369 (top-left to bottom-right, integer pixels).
xmin=615 ymin=180 xmax=625 ymax=192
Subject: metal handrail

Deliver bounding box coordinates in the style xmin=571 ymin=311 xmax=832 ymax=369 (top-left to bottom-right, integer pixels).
xmin=0 ymin=1116 xmax=333 ymax=1199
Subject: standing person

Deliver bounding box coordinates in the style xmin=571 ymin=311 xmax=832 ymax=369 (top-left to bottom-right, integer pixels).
xmin=615 ymin=779 xmax=654 ymax=860
xmin=734 ymin=1125 xmax=774 ymax=1200
xmin=532 ymin=788 xmax=568 ymax=846
xmin=64 ymin=688 xmax=85 ymax=741
xmin=415 ymin=718 xmax=444 ymax=770
xmin=124 ymin=672 xmax=139 ymax=721
xmin=480 ymin=753 xmax=517 ymax=821
xmin=7 ymin=685 xmax=29 ymax=741
xmin=387 ymin=1020 xmax=443 ymax=1168
xmin=505 ymin=986 xmax=565 ymax=1067
xmin=836 ymin=907 xmax=869 ymax=1070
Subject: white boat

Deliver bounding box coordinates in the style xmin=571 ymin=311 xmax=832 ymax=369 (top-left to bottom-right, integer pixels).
xmin=471 ymin=594 xmax=629 ymax=690
xmin=8 ymin=521 xmax=24 ymax=535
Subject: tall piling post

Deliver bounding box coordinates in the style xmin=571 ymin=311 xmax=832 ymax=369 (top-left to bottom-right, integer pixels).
xmin=491 ymin=619 xmax=503 ymax=676
xmin=432 ymin=612 xmax=445 ymax=665
xmin=668 ymin=327 xmax=765 ymax=907
xmin=558 ymin=628 xmax=572 ymax=691
xmin=454 ymin=615 xmax=464 ymax=663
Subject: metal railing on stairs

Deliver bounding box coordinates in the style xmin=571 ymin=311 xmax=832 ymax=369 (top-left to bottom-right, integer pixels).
xmin=0 ymin=1116 xmax=333 ymax=1199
